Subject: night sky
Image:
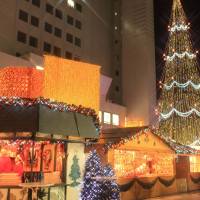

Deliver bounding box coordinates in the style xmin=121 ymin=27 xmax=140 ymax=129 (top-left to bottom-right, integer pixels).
xmin=154 ymin=0 xmax=200 ymax=97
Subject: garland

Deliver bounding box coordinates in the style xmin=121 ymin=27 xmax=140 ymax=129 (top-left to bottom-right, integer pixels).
xmin=165 ymin=51 xmax=196 ymax=61
xmin=160 ymin=108 xmax=200 ymax=120
xmin=190 ymin=175 xmax=200 ymax=184
xmin=0 ymin=97 xmax=100 ymax=133
xmin=102 ymin=128 xmax=199 ymax=155
xmin=164 ymin=80 xmax=200 ymax=90
xmin=119 ymin=176 xmax=176 ymax=192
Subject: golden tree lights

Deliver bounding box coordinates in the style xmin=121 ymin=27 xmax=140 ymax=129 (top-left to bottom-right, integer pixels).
xmin=157 ymin=0 xmax=200 ymax=144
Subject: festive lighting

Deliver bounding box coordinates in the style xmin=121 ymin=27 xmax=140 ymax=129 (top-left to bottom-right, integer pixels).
xmin=164 ymin=80 xmax=200 ymax=90
xmin=67 ymin=0 xmax=75 ymax=8
xmin=160 ymin=108 xmax=200 ymax=120
xmin=80 ymin=151 xmax=104 ymax=200
xmin=169 ymin=24 xmax=189 ymax=32
xmin=0 ymin=97 xmax=100 ymax=133
xmin=166 ymin=51 xmax=196 ymax=61
xmin=103 ymin=128 xmax=200 ymax=155
xmin=157 ymin=0 xmax=200 ymax=144
xmin=0 ymin=67 xmax=43 ymax=98
xmin=113 ymin=149 xmax=174 ymax=178
xmin=43 ymin=55 xmax=100 ymax=113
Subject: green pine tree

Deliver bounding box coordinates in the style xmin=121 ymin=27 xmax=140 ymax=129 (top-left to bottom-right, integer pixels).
xmin=69 ymin=155 xmax=81 ymax=187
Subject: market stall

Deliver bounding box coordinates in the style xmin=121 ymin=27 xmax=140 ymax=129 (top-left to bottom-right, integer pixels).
xmin=0 ymin=55 xmax=100 ymax=200
xmin=97 ymin=128 xmax=200 ymax=200
xmin=107 ymin=130 xmax=176 ymax=200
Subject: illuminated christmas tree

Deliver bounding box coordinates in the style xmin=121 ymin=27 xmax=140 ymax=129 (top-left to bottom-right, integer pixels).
xmin=157 ymin=0 xmax=200 ymax=145
xmin=101 ymin=165 xmax=120 ymax=200
xmin=80 ymin=150 xmax=103 ymax=200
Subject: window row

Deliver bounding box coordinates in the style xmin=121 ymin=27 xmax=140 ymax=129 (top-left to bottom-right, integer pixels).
xmin=44 ymin=22 xmax=81 ymax=47
xmin=19 ymin=9 xmax=82 ymax=30
xmin=99 ymin=111 xmax=120 ymax=126
xmin=24 ymin=0 xmax=82 ymax=13
xmin=17 ymin=31 xmax=38 ymax=48
xmin=46 ymin=2 xmax=82 ymax=16
xmin=19 ymin=10 xmax=39 ymax=27
xmin=44 ymin=43 xmax=81 ymax=61
xmin=17 ymin=32 xmax=80 ymax=60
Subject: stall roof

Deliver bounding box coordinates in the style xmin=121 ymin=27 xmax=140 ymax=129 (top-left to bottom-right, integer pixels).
xmin=100 ymin=127 xmax=200 ymax=155
xmin=0 ymin=98 xmax=99 ymax=138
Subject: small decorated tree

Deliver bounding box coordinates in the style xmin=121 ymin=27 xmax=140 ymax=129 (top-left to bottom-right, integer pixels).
xmin=80 ymin=150 xmax=103 ymax=200
xmin=69 ymin=155 xmax=81 ymax=187
xmin=101 ymin=164 xmax=120 ymax=200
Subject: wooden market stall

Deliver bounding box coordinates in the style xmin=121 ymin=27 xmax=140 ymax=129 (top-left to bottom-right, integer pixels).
xmin=0 ymin=55 xmax=100 ymax=200
xmin=98 ymin=127 xmax=200 ymax=200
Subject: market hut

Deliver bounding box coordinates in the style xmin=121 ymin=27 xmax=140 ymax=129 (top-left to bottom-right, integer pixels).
xmin=105 ymin=130 xmax=176 ymax=200
xmin=98 ymin=128 xmax=200 ymax=200
xmin=0 ymin=55 xmax=100 ymax=200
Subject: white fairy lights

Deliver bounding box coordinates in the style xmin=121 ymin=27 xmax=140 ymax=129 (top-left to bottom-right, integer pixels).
xmin=165 ymin=51 xmax=197 ymax=61
xmin=160 ymin=108 xmax=200 ymax=120
xmin=164 ymin=80 xmax=200 ymax=90
xmin=168 ymin=24 xmax=190 ymax=33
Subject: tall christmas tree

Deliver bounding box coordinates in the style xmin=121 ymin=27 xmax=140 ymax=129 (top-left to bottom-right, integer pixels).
xmin=158 ymin=0 xmax=200 ymax=145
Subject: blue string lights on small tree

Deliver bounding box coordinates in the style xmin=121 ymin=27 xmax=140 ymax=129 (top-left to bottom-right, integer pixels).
xmin=101 ymin=165 xmax=120 ymax=200
xmin=80 ymin=151 xmax=120 ymax=200
xmin=80 ymin=150 xmax=103 ymax=200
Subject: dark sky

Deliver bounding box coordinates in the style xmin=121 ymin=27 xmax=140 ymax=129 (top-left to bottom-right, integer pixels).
xmin=154 ymin=0 xmax=200 ymax=96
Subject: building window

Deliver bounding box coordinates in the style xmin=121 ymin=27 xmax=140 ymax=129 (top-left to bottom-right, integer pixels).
xmin=44 ymin=22 xmax=52 ymax=33
xmin=54 ymin=27 xmax=62 ymax=38
xmin=75 ymin=20 xmax=82 ymax=29
xmin=19 ymin=10 xmax=28 ymax=22
xmin=115 ymin=70 xmax=119 ymax=76
xmin=190 ymin=156 xmax=200 ymax=172
xmin=31 ymin=16 xmax=39 ymax=27
xmin=32 ymin=0 xmax=40 ymax=7
xmin=104 ymin=112 xmax=111 ymax=124
xmin=43 ymin=42 xmax=51 ymax=53
xmin=17 ymin=31 xmax=27 ymax=43
xmin=16 ymin=52 xmax=21 ymax=57
xmin=67 ymin=15 xmax=74 ymax=25
xmin=46 ymin=3 xmax=54 ymax=14
xmin=66 ymin=33 xmax=73 ymax=43
xmin=115 ymin=86 xmax=119 ymax=92
xmin=65 ymin=51 xmax=72 ymax=59
xmin=75 ymin=37 xmax=81 ymax=47
xmin=29 ymin=36 xmax=38 ymax=48
xmin=53 ymin=46 xmax=61 ymax=57
xmin=112 ymin=114 xmax=119 ymax=126
xmin=55 ymin=9 xmax=63 ymax=19
xmin=76 ymin=3 xmax=82 ymax=12
xmin=99 ymin=111 xmax=102 ymax=123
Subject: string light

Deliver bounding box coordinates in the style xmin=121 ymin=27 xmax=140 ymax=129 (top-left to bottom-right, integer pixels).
xmin=164 ymin=80 xmax=200 ymax=90
xmin=160 ymin=108 xmax=200 ymax=120
xmin=169 ymin=24 xmax=189 ymax=33
xmin=0 ymin=97 xmax=101 ymax=133
xmin=166 ymin=51 xmax=196 ymax=61
xmin=157 ymin=0 xmax=200 ymax=145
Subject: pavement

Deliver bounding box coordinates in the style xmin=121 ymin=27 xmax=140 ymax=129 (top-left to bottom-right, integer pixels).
xmin=147 ymin=192 xmax=200 ymax=200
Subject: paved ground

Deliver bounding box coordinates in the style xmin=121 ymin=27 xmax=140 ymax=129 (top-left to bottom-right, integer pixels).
xmin=147 ymin=192 xmax=200 ymax=200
